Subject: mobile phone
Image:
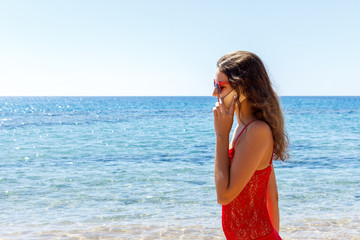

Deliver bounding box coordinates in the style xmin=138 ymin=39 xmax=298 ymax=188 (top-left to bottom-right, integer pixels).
xmin=222 ymin=90 xmax=246 ymax=109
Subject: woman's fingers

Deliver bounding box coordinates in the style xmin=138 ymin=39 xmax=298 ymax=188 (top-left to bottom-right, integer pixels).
xmin=215 ymin=99 xmax=226 ymax=115
xmin=213 ymin=107 xmax=218 ymax=118
xmin=219 ymin=98 xmax=226 ymax=114
xmin=228 ymin=94 xmax=237 ymax=115
xmin=215 ymin=102 xmax=223 ymax=115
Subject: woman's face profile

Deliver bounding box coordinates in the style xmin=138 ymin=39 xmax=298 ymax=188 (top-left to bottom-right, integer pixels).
xmin=212 ymin=69 xmax=233 ymax=98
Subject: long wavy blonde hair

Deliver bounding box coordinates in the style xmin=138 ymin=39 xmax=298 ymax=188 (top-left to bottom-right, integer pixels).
xmin=217 ymin=51 xmax=289 ymax=161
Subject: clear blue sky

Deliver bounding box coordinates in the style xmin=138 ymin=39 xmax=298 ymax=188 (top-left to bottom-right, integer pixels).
xmin=0 ymin=0 xmax=359 ymax=96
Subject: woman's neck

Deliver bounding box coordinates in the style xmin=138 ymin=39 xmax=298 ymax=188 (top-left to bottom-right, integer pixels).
xmin=235 ymin=99 xmax=257 ymax=125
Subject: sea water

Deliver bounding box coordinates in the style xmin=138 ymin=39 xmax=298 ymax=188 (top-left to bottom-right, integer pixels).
xmin=0 ymin=96 xmax=359 ymax=239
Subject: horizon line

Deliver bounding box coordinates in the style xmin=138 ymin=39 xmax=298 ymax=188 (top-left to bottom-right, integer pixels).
xmin=0 ymin=95 xmax=359 ymax=97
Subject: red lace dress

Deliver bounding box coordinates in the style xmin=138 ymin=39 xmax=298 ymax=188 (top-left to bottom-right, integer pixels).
xmin=222 ymin=120 xmax=282 ymax=240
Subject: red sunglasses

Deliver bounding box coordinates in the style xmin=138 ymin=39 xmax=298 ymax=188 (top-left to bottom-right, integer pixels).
xmin=214 ymin=79 xmax=229 ymax=93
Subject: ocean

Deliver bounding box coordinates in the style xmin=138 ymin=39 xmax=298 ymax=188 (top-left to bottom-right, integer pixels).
xmin=0 ymin=96 xmax=359 ymax=240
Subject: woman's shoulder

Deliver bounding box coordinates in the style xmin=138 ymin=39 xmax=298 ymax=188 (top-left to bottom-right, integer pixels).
xmin=245 ymin=120 xmax=273 ymax=143
xmin=233 ymin=120 xmax=273 ymax=148
xmin=249 ymin=120 xmax=272 ymax=132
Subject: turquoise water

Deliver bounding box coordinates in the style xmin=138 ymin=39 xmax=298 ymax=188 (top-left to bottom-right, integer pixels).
xmin=0 ymin=96 xmax=359 ymax=239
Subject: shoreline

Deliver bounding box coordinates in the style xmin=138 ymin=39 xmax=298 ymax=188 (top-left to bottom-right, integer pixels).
xmin=1 ymin=217 xmax=359 ymax=240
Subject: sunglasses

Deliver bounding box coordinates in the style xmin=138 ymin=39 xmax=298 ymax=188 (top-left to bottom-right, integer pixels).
xmin=214 ymin=79 xmax=229 ymax=93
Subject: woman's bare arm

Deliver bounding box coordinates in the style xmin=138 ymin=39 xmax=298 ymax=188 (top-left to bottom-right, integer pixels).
xmin=267 ymin=164 xmax=280 ymax=233
xmin=215 ymin=121 xmax=273 ymax=205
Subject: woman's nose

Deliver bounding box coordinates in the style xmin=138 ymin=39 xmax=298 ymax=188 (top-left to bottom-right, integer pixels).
xmin=212 ymin=87 xmax=219 ymax=97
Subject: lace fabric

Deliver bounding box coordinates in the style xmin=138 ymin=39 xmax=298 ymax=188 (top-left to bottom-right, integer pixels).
xmin=221 ymin=121 xmax=282 ymax=240
xmin=222 ymin=164 xmax=275 ymax=239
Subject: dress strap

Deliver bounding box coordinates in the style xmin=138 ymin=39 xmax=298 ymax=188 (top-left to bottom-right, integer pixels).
xmin=233 ymin=120 xmax=257 ymax=147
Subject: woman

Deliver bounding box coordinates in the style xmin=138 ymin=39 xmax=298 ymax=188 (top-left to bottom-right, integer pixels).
xmin=212 ymin=51 xmax=289 ymax=240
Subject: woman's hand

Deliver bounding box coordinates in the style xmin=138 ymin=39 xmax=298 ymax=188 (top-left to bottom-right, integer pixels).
xmin=213 ymin=95 xmax=236 ymax=139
